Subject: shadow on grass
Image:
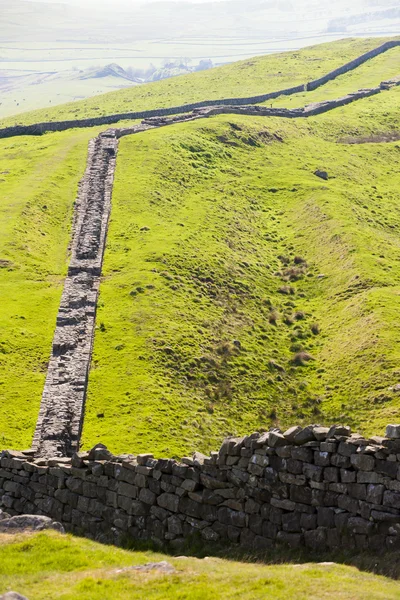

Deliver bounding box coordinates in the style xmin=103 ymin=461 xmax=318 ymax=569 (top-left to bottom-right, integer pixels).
xmin=113 ymin=532 xmax=400 ymax=581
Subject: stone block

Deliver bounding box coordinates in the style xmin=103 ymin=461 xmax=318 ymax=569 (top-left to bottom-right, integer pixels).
xmin=218 ymin=507 xmax=247 ymax=528
xmin=383 ymin=491 xmax=400 ymax=509
xmin=118 ymin=482 xmax=138 ymax=499
xmin=313 ymin=427 xmax=329 ymax=441
xmin=270 ymin=498 xmax=295 ymax=511
xmin=139 ymin=488 xmax=156 ymax=505
xmin=283 ymin=426 xmax=302 ymax=443
xmin=157 ymin=493 xmax=179 ymax=513
xmin=337 ymin=494 xmax=359 ymax=514
xmin=293 ymin=426 xmax=316 ymax=445
xmin=317 ymin=507 xmax=335 ymax=528
xmin=340 ymin=469 xmax=356 ymax=483
xmin=348 ymin=516 xmax=373 ymax=535
xmin=248 ymin=513 xmax=263 ymax=534
xmin=327 ymin=425 xmax=351 ymax=438
xmin=240 ymin=528 xmax=256 ymax=547
xmin=179 ymin=497 xmax=203 ymax=519
xmin=300 ymin=512 xmax=317 ymax=530
xmin=282 ymin=511 xmax=301 ymax=533
xmin=386 ymin=425 xmax=400 ymax=439
xmin=304 ymin=528 xmax=327 ymax=551
xmin=269 ymin=431 xmax=287 ymax=448
xmin=350 ymin=454 xmax=375 ymax=471
xmin=375 ymin=460 xmax=398 ymax=478
xmin=324 ymin=467 xmax=339 ymax=483
xmin=291 ymin=447 xmax=313 ymax=462
xmin=348 ymin=484 xmax=367 ymax=501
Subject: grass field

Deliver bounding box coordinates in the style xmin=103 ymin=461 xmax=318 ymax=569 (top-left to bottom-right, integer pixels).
xmin=1 ymin=37 xmax=398 ymax=129
xmin=1 ymin=38 xmax=400 ymax=453
xmin=1 ymin=531 xmax=400 ymax=600
xmin=81 ymin=83 xmax=400 ymax=456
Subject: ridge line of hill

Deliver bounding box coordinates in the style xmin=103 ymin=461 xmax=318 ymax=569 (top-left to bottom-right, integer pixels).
xmin=0 ymin=39 xmax=399 ymax=140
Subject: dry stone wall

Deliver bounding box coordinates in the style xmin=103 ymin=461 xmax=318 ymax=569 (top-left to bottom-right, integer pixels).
xmin=32 ymin=131 xmax=118 ymax=458
xmin=0 ymin=40 xmax=399 ymax=140
xmin=3 ymin=424 xmax=400 ymax=552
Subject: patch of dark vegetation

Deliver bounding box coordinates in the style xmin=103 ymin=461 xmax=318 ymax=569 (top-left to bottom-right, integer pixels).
xmin=292 ymin=351 xmax=315 ymax=366
xmin=339 ymin=132 xmax=400 ymax=144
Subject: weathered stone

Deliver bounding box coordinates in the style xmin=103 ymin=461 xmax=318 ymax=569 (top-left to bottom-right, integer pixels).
xmin=313 ymin=427 xmax=329 ymax=441
xmin=304 ymin=528 xmax=327 ymax=550
xmin=293 ymin=426 xmax=316 ymax=445
xmin=317 ymin=507 xmax=335 ymax=528
xmin=218 ymin=507 xmax=246 ymax=528
xmin=283 ymin=426 xmax=302 ymax=443
xmin=157 ymin=493 xmax=179 ymax=513
xmin=383 ymin=490 xmax=400 ymax=509
xmin=0 ymin=515 xmax=64 ymax=533
xmin=327 ymin=425 xmax=351 ymax=438
xmin=351 ymin=454 xmax=375 ymax=471
xmin=268 ymin=431 xmax=287 ymax=448
xmin=386 ymin=425 xmax=400 ymax=439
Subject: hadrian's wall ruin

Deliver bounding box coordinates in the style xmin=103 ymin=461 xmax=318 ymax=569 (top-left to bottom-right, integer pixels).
xmin=0 ymin=39 xmax=399 ymax=140
xmin=2 ymin=424 xmax=400 ymax=553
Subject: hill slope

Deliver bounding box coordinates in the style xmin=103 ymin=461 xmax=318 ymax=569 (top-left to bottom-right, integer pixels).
xmin=82 ymin=85 xmax=400 ymax=456
xmin=1 ymin=38 xmax=400 ymax=452
xmin=1 ymin=37 xmax=398 ymax=128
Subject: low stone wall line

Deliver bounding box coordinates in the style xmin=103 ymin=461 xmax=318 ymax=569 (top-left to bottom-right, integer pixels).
xmin=0 ymin=39 xmax=399 ymax=140
xmin=2 ymin=424 xmax=400 ymax=553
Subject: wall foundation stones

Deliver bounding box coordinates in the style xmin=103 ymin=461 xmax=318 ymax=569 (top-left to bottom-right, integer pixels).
xmin=2 ymin=424 xmax=400 ymax=553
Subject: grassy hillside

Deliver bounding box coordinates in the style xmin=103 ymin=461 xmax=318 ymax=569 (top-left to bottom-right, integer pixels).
xmin=1 ymin=37 xmax=398 ymax=129
xmin=81 ymin=82 xmax=400 ymax=456
xmin=1 ymin=531 xmax=400 ymax=599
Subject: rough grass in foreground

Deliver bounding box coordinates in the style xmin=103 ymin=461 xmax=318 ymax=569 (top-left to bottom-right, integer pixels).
xmin=1 ymin=531 xmax=400 ymax=600
xmin=1 ymin=37 xmax=398 ymax=128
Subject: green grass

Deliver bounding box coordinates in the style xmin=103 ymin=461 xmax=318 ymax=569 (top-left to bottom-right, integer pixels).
xmin=0 ymin=127 xmax=107 ymax=449
xmin=82 ymin=85 xmax=400 ymax=456
xmin=1 ymin=37 xmax=398 ymax=128
xmin=1 ymin=531 xmax=400 ymax=600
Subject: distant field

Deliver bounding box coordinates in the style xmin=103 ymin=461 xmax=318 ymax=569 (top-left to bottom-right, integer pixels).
xmin=1 ymin=531 xmax=400 ymax=599
xmin=82 ymin=84 xmax=400 ymax=456
xmin=1 ymin=37 xmax=397 ymax=128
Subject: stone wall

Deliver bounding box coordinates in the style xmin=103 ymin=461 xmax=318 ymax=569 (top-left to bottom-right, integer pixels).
xmin=0 ymin=40 xmax=399 ymax=140
xmin=32 ymin=131 xmax=118 ymax=458
xmin=2 ymin=424 xmax=400 ymax=552
xmin=26 ymin=74 xmax=400 ymax=460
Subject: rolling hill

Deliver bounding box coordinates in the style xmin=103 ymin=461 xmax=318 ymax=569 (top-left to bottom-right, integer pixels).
xmin=1 ymin=37 xmax=400 ymax=457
